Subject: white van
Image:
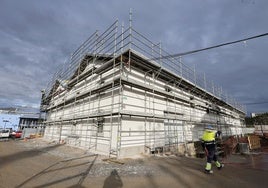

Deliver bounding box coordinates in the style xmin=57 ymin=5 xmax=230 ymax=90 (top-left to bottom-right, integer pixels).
xmin=0 ymin=129 xmax=10 ymax=138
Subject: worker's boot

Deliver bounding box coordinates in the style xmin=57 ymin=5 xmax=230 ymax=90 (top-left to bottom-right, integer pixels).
xmin=205 ymin=163 xmax=213 ymax=174
xmin=216 ymin=161 xmax=224 ymax=170
xmin=204 ymin=169 xmax=213 ymax=174
xmin=217 ymin=164 xmax=224 ymax=170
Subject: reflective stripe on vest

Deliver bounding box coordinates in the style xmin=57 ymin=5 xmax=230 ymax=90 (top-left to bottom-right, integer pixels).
xmin=202 ymin=130 xmax=216 ymax=142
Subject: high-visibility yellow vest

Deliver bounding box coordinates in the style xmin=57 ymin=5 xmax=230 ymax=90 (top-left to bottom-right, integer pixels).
xmin=202 ymin=130 xmax=216 ymax=142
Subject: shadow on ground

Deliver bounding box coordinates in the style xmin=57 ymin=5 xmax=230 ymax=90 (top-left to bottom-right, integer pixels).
xmin=0 ymin=142 xmax=63 ymax=167
xmin=15 ymin=154 xmax=98 ymax=188
xmin=103 ymin=169 xmax=123 ymax=188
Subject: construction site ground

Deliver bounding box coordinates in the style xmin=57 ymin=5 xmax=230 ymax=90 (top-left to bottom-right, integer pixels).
xmin=1 ymin=138 xmax=268 ymax=188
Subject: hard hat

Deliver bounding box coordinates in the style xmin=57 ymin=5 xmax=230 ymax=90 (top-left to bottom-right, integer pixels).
xmin=205 ymin=125 xmax=214 ymax=130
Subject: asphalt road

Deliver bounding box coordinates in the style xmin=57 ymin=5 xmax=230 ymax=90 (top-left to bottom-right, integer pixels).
xmin=0 ymin=138 xmax=267 ymax=188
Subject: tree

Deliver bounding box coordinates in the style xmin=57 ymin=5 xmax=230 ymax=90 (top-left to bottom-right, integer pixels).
xmin=245 ymin=113 xmax=268 ymax=127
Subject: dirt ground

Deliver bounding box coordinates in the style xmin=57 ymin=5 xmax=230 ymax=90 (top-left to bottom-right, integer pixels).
xmin=1 ymin=138 xmax=268 ymax=188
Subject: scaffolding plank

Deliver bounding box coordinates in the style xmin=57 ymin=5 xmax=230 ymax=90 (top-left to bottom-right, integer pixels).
xmin=248 ymin=135 xmax=261 ymax=150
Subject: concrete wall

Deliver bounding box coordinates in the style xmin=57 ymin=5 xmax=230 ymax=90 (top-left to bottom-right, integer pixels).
xmin=254 ymin=125 xmax=268 ymax=135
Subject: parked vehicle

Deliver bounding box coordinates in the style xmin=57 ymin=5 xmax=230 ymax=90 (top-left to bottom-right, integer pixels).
xmin=0 ymin=129 xmax=10 ymax=138
xmin=11 ymin=130 xmax=23 ymax=138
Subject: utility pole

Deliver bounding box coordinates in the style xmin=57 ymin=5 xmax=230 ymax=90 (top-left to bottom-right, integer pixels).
xmin=3 ymin=120 xmax=9 ymax=129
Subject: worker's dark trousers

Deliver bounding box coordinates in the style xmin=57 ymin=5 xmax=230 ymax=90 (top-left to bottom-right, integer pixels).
xmin=205 ymin=144 xmax=217 ymax=163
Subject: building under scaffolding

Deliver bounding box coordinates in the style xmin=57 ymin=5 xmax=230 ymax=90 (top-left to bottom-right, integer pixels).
xmin=41 ymin=20 xmax=246 ymax=158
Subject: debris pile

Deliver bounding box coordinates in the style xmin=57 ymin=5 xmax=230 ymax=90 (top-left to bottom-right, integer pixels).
xmin=222 ymin=134 xmax=266 ymax=155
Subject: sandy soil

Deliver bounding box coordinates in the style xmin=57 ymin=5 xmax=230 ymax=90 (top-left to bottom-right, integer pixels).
xmin=0 ymin=138 xmax=268 ymax=188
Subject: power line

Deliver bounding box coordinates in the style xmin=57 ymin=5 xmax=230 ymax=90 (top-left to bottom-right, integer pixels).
xmin=244 ymin=101 xmax=268 ymax=105
xmin=153 ymin=32 xmax=268 ymax=60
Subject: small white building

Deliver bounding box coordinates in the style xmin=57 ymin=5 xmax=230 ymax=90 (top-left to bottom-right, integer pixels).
xmin=42 ymin=21 xmax=246 ymax=158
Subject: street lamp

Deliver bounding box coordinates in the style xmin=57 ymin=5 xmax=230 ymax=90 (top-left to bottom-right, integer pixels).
xmin=3 ymin=120 xmax=9 ymax=129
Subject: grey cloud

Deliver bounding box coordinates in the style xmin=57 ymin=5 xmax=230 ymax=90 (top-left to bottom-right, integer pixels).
xmin=0 ymin=0 xmax=267 ymax=114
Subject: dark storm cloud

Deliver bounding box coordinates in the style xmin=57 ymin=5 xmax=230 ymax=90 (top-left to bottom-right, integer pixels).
xmin=0 ymin=0 xmax=267 ymax=115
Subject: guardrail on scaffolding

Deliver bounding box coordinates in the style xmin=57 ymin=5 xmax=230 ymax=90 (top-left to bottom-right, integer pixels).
xmin=43 ymin=20 xmax=246 ymax=114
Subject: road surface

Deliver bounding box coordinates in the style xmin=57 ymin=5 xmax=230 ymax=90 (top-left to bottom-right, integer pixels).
xmin=0 ymin=138 xmax=267 ymax=188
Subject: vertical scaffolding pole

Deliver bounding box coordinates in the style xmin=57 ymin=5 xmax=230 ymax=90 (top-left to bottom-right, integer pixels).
xmin=159 ymin=41 xmax=162 ymax=67
xmin=121 ymin=22 xmax=124 ymax=53
xmin=109 ymin=20 xmax=118 ymax=158
xmin=116 ymin=54 xmax=124 ymax=158
xmin=204 ymin=73 xmax=207 ymax=91
xmin=129 ymin=8 xmax=132 ymax=49
xmin=152 ymin=72 xmax=156 ymax=151
xmin=179 ymin=56 xmax=183 ymax=78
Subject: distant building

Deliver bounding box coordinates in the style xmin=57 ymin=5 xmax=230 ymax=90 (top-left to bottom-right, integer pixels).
xmin=18 ymin=114 xmax=45 ymax=138
xmin=0 ymin=106 xmax=43 ymax=131
xmin=18 ymin=114 xmax=44 ymax=129
xmin=251 ymin=112 xmax=267 ymax=118
xmin=0 ymin=107 xmax=18 ymax=114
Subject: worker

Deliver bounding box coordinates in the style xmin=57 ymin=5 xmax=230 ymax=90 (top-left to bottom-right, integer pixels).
xmin=201 ymin=125 xmax=224 ymax=174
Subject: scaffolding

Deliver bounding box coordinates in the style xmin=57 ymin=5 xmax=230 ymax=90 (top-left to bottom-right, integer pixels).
xmin=41 ymin=18 xmax=246 ymax=158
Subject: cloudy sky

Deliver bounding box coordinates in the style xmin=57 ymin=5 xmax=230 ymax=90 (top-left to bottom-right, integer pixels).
xmin=0 ymin=0 xmax=267 ymax=115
